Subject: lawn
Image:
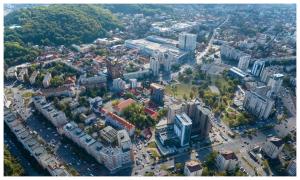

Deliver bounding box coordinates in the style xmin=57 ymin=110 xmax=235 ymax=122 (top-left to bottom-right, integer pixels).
xmin=165 ymin=83 xmax=198 ymax=100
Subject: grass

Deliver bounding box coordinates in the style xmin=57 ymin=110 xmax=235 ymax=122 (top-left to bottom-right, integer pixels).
xmin=149 ymin=149 xmax=161 ymax=159
xmin=165 ymin=83 xmax=198 ymax=100
xmin=147 ymin=141 xmax=157 ymax=148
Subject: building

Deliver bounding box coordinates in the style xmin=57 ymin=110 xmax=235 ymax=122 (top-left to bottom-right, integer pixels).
xmin=228 ymin=67 xmax=247 ymax=80
xmin=287 ymin=159 xmax=296 ymax=176
xmin=251 ymin=60 xmax=265 ymax=77
xmin=215 ymin=150 xmax=239 ymax=172
xmin=101 ymin=109 xmax=135 ymax=136
xmin=237 ymin=55 xmax=250 ymax=71
xmin=267 ymin=73 xmax=284 ymax=95
xmin=262 ymin=136 xmax=284 ymax=159
xmin=260 ymin=66 xmax=283 ymax=83
xmin=17 ymin=68 xmax=28 ymax=82
xmin=43 ymin=73 xmax=52 ymax=88
xmin=32 ymin=96 xmax=68 ymax=128
xmin=89 ymin=97 xmax=103 ymax=113
xmin=182 ymin=99 xmax=212 ymax=139
xmin=243 ymin=86 xmax=274 ymax=119
xmin=79 ymin=75 xmax=107 ymax=88
xmin=167 ymin=103 xmax=183 ymax=124
xmin=117 ymin=130 xmax=132 ymax=151
xmin=150 ymin=83 xmax=165 ymax=105
xmin=162 ymin=51 xmax=172 ymax=72
xmin=112 ymin=78 xmax=126 ymax=92
xmin=123 ymin=69 xmax=151 ymax=80
xmin=29 ymin=70 xmax=39 ymax=84
xmin=174 ymin=113 xmax=192 ymax=146
xmin=106 ymin=57 xmax=123 ymax=79
xmin=114 ymin=98 xmax=136 ymax=114
xmin=40 ymin=86 xmax=75 ymax=97
xmin=179 ymin=32 xmax=197 ymax=51
xmin=150 ymin=56 xmax=160 ymax=76
xmin=100 ymin=126 xmax=118 ymax=144
xmin=184 ymin=160 xmax=203 ymax=176
xmin=129 ymin=79 xmax=137 ymax=89
xmin=220 ymin=44 xmax=251 ymax=66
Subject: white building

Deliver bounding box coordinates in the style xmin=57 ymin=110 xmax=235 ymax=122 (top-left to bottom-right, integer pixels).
xmin=262 ymin=137 xmax=284 ymax=159
xmin=29 ymin=70 xmax=39 ymax=85
xmin=167 ymin=103 xmax=183 ymax=124
xmin=174 ymin=113 xmax=192 ymax=146
xmin=150 ymin=56 xmax=160 ymax=76
xmin=129 ymin=79 xmax=137 ymax=89
xmin=251 ymin=60 xmax=265 ymax=77
xmin=112 ymin=78 xmax=126 ymax=92
xmin=43 ymin=73 xmax=52 ymax=88
xmin=243 ymin=86 xmax=274 ymax=119
xmin=179 ymin=32 xmax=197 ymax=51
xmin=184 ymin=160 xmax=202 ymax=176
xmin=117 ymin=130 xmax=132 ymax=151
xmin=267 ymin=73 xmax=284 ymax=95
xmin=216 ymin=150 xmax=239 ymax=172
xmin=237 ymin=55 xmax=251 ymax=71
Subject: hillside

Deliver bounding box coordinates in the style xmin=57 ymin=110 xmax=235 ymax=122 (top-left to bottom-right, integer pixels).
xmin=4 ymin=4 xmax=123 ymax=46
xmin=104 ymin=4 xmax=174 ymax=16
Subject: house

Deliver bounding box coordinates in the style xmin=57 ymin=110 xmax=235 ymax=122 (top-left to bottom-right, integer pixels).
xmin=114 ymin=98 xmax=136 ymax=113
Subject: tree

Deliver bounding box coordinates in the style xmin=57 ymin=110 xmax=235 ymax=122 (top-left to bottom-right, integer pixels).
xmin=171 ymin=85 xmax=177 ymax=97
xmin=183 ymin=94 xmax=188 ymax=101
xmin=157 ymin=108 xmax=168 ymax=119
xmin=189 ymin=91 xmax=194 ymax=100
xmin=4 ymin=146 xmax=24 ymax=176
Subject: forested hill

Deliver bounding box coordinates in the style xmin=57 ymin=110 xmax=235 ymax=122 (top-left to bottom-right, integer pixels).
xmin=4 ymin=4 xmax=123 ymax=46
xmin=104 ymin=4 xmax=174 ymax=16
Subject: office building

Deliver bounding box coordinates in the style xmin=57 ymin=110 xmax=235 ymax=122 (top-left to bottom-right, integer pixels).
xmin=150 ymin=83 xmax=165 ymax=105
xmin=167 ymin=104 xmax=184 ymax=124
xmin=267 ymin=73 xmax=284 ymax=95
xmin=184 ymin=160 xmax=203 ymax=176
xmin=262 ymin=136 xmax=284 ymax=159
xmin=150 ymin=56 xmax=160 ymax=76
xmin=215 ymin=150 xmax=239 ymax=172
xmin=251 ymin=60 xmax=265 ymax=77
xmin=174 ymin=113 xmax=192 ymax=146
xmin=129 ymin=79 xmax=137 ymax=89
xmin=179 ymin=33 xmax=197 ymax=51
xmin=243 ymin=86 xmax=274 ymax=119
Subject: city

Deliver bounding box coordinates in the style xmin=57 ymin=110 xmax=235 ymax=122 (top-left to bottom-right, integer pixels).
xmin=3 ymin=4 xmax=297 ymax=177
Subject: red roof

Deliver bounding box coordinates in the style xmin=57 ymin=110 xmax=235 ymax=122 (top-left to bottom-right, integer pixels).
xmin=144 ymin=107 xmax=158 ymax=119
xmin=114 ymin=98 xmax=136 ymax=113
xmin=101 ymin=108 xmax=135 ymax=131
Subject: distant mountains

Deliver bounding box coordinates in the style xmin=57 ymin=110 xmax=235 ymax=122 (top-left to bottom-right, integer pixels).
xmin=4 ymin=4 xmax=123 ymax=46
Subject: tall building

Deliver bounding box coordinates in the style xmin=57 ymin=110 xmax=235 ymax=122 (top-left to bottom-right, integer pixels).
xmin=174 ymin=113 xmax=192 ymax=146
xmin=150 ymin=83 xmax=165 ymax=105
xmin=179 ymin=33 xmax=197 ymax=51
xmin=182 ymin=99 xmax=212 ymax=138
xmin=162 ymin=52 xmax=172 ymax=72
xmin=43 ymin=73 xmax=52 ymax=88
xmin=267 ymin=73 xmax=284 ymax=95
xmin=262 ymin=136 xmax=284 ymax=159
xmin=251 ymin=60 xmax=265 ymax=77
xmin=167 ymin=104 xmax=184 ymax=124
xmin=150 ymin=56 xmax=160 ymax=76
xmin=237 ymin=55 xmax=250 ymax=71
xmin=184 ymin=160 xmax=203 ymax=176
xmin=260 ymin=65 xmax=283 ymax=83
xmin=243 ymin=86 xmax=274 ymax=119
xmin=215 ymin=150 xmax=239 ymax=172
xmin=112 ymin=78 xmax=126 ymax=92
xmin=106 ymin=57 xmax=123 ymax=79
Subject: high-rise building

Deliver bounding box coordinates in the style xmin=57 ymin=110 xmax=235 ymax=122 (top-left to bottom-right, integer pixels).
xmin=179 ymin=33 xmax=197 ymax=51
xmin=162 ymin=52 xmax=172 ymax=72
xmin=243 ymin=86 xmax=274 ymax=119
xmin=215 ymin=150 xmax=239 ymax=172
xmin=150 ymin=83 xmax=165 ymax=105
xmin=262 ymin=136 xmax=284 ymax=159
xmin=174 ymin=113 xmax=192 ymax=146
xmin=167 ymin=104 xmax=184 ymax=124
xmin=106 ymin=57 xmax=123 ymax=79
xmin=251 ymin=60 xmax=265 ymax=77
xmin=150 ymin=56 xmax=160 ymax=76
xmin=112 ymin=78 xmax=126 ymax=92
xmin=182 ymin=99 xmax=212 ymax=138
xmin=237 ymin=55 xmax=250 ymax=71
xmin=267 ymin=73 xmax=284 ymax=95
